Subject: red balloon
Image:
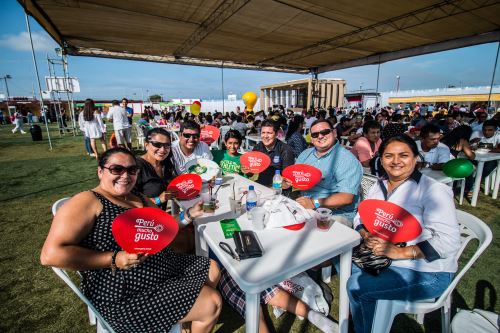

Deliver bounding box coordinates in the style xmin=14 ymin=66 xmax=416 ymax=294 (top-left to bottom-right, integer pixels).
xmin=112 ymin=207 xmax=179 ymax=254
xmin=282 ymin=164 xmax=322 ymax=190
xmin=358 ymin=199 xmax=422 ymax=243
xmin=200 ymin=125 xmax=220 ymax=145
xmin=167 ymin=174 xmax=202 ymax=200
xmin=240 ymin=151 xmax=271 ymax=173
xmin=193 ymin=101 xmax=201 ymax=106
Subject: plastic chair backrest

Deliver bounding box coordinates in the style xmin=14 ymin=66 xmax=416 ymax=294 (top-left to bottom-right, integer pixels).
xmin=360 ymin=174 xmax=378 ymax=200
xmin=51 ymin=267 xmax=116 ymax=333
xmin=434 ymin=210 xmax=492 ymax=306
xmin=52 ymin=198 xmax=70 ymax=216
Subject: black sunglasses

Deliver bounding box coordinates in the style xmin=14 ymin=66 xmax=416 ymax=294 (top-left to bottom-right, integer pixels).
xmin=182 ymin=132 xmax=200 ymax=139
xmin=149 ymin=141 xmax=171 ymax=149
xmin=102 ymin=165 xmax=140 ymax=175
xmin=310 ymin=128 xmax=333 ymax=138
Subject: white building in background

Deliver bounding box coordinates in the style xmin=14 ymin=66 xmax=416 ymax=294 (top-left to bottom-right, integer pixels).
xmin=379 ymin=85 xmax=500 ymax=110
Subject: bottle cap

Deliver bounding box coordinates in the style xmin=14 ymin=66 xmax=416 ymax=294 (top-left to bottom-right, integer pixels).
xmin=249 ymin=185 xmax=255 ymax=190
xmin=275 ymin=170 xmax=280 ymax=174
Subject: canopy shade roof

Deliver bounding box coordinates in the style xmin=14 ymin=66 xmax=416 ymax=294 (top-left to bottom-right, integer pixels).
xmin=19 ymin=0 xmax=500 ymax=74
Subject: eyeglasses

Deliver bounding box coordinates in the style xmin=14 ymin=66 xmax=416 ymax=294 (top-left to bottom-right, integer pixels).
xmin=182 ymin=132 xmax=200 ymax=139
xmin=310 ymin=128 xmax=333 ymax=138
xmin=102 ymin=165 xmax=140 ymax=175
xmin=149 ymin=141 xmax=171 ymax=149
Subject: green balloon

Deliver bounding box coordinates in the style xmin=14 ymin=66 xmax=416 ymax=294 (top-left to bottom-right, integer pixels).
xmin=443 ymin=158 xmax=474 ymax=178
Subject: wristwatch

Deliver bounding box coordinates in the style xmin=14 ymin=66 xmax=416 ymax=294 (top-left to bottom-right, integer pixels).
xmin=313 ymin=199 xmax=321 ymax=209
xmin=186 ymin=207 xmax=195 ymax=222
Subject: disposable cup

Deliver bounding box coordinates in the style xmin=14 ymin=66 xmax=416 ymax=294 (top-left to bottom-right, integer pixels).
xmin=315 ymin=208 xmax=333 ymax=231
xmin=250 ymin=207 xmax=267 ymax=230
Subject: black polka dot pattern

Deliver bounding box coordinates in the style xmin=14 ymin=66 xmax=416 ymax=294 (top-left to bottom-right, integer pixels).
xmin=79 ymin=191 xmax=210 ymax=333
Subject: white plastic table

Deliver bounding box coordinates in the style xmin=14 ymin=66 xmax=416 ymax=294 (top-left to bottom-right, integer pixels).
xmin=420 ymin=168 xmax=453 ymax=184
xmin=175 ymin=174 xmax=275 ymax=256
xmin=470 ymin=152 xmax=500 ymax=206
xmin=199 ymin=216 xmax=361 ymax=333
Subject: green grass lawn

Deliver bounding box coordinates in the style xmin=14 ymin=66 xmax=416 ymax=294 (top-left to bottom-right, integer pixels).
xmin=0 ymin=122 xmax=498 ymax=333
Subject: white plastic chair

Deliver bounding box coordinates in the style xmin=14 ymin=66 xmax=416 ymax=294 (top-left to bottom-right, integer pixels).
xmin=51 ymin=267 xmax=116 ymax=333
xmin=484 ymin=168 xmax=497 ymax=196
xmin=371 ymin=210 xmax=493 ymax=333
xmin=133 ymin=124 xmax=146 ymax=150
xmin=51 ymin=197 xmax=181 ymax=333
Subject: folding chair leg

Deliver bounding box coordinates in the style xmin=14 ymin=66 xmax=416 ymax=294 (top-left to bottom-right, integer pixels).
xmin=88 ymin=306 xmax=97 ymax=325
xmin=484 ymin=174 xmax=490 ymax=195
xmin=441 ymin=297 xmax=452 ymax=333
xmin=96 ymin=320 xmax=110 ymax=333
xmin=459 ymin=178 xmax=465 ymax=205
xmin=321 ymin=266 xmax=332 ymax=283
xmin=371 ymin=300 xmax=396 ymax=333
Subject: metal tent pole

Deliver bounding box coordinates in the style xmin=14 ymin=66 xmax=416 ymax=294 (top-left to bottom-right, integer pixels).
xmin=62 ymin=52 xmax=77 ymax=135
xmin=25 ymin=12 xmax=52 ymax=150
xmin=47 ymin=54 xmax=62 ymax=137
xmin=375 ymin=59 xmax=381 ymax=111
xmin=487 ymin=42 xmax=500 ymax=112
xmin=221 ymin=62 xmax=225 ymax=114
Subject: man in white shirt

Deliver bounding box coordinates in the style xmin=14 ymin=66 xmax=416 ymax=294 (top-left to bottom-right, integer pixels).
xmin=470 ymin=119 xmax=500 ymax=150
xmin=470 ymin=111 xmax=488 ymax=137
xmin=415 ymin=124 xmax=450 ymax=170
xmin=304 ymin=111 xmax=317 ymax=130
xmin=107 ymin=100 xmax=132 ymax=149
xmin=465 ymin=119 xmax=499 ymax=193
xmin=231 ymin=115 xmax=248 ymax=137
xmin=171 ymin=120 xmax=213 ymax=174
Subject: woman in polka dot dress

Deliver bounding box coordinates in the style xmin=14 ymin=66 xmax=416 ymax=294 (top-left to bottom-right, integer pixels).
xmin=41 ymin=147 xmax=222 ymax=333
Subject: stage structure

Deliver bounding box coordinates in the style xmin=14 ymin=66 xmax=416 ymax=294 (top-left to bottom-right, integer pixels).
xmin=260 ymin=78 xmax=345 ymax=112
xmin=45 ymin=49 xmax=79 ymax=136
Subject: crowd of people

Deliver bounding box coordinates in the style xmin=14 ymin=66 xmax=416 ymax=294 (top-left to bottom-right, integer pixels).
xmin=40 ymin=99 xmax=499 ymax=333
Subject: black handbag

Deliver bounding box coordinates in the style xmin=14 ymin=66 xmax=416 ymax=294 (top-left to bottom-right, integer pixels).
xmin=233 ymin=231 xmax=264 ymax=260
xmin=352 ymin=242 xmax=392 ymax=276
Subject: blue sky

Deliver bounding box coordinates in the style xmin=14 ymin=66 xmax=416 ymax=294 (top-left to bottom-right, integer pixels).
xmin=1 ymin=0 xmax=499 ymax=101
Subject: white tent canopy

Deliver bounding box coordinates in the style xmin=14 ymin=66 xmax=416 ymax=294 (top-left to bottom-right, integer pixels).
xmin=19 ymin=0 xmax=500 ymax=74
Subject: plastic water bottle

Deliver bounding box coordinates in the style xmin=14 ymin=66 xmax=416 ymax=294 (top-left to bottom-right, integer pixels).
xmin=246 ymin=185 xmax=258 ymax=219
xmin=272 ymin=170 xmax=282 ymax=197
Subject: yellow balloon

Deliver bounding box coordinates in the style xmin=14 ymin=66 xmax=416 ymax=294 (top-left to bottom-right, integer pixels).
xmin=190 ymin=103 xmax=201 ymax=116
xmin=242 ymin=91 xmax=257 ymax=112
xmin=305 ymin=133 xmax=311 ymax=144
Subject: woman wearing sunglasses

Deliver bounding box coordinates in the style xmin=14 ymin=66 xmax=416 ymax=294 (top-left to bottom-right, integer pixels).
xmin=41 ymin=147 xmax=222 ymax=333
xmin=135 ymin=128 xmax=177 ymax=209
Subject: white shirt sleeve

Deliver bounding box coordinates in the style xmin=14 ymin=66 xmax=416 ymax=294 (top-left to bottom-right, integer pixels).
xmin=418 ymin=182 xmax=461 ymax=261
xmin=436 ymin=144 xmax=451 ymax=163
xmin=78 ymin=112 xmax=85 ymax=130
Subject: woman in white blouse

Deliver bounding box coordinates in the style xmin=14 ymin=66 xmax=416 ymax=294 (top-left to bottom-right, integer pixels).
xmin=348 ymin=134 xmax=461 ymax=333
xmin=81 ymin=99 xmax=107 ymax=160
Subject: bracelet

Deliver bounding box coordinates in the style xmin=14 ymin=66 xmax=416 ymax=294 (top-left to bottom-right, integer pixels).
xmin=110 ymin=250 xmax=119 ymax=276
xmin=154 ymin=196 xmax=162 ymax=206
xmin=178 ymin=211 xmax=190 ymax=227
xmin=313 ymin=199 xmax=321 ymax=209
xmin=411 ymin=246 xmax=417 ymax=260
